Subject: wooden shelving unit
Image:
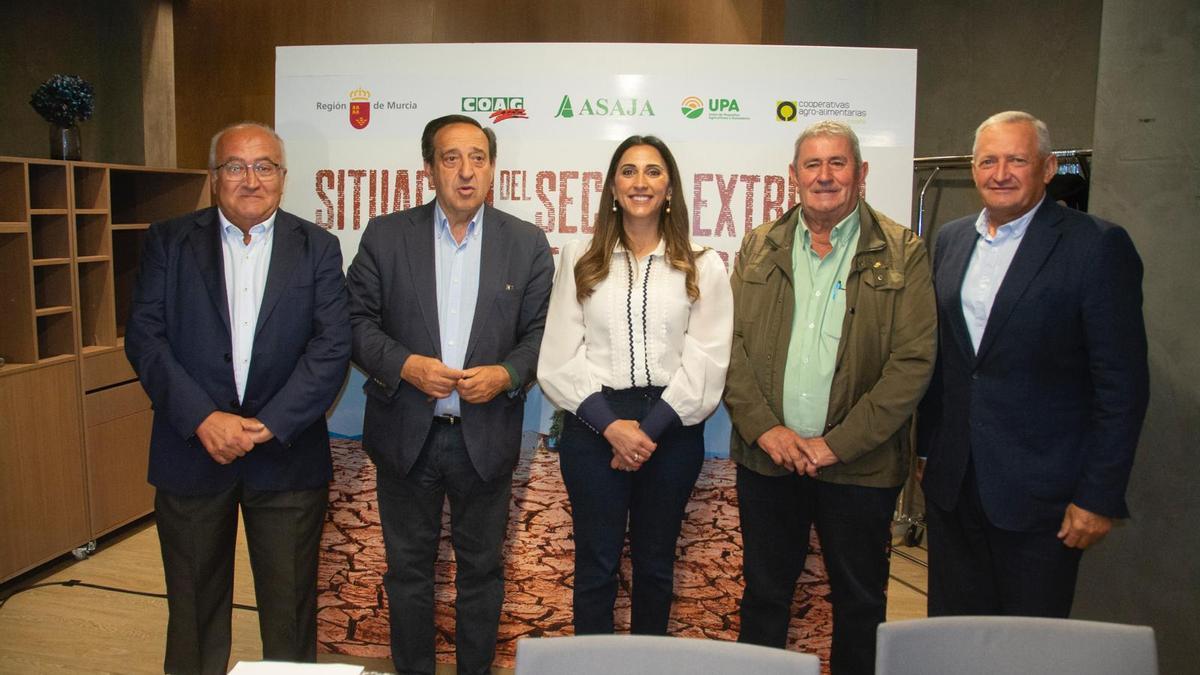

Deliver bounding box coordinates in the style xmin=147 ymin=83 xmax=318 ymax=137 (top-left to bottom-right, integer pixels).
xmin=0 ymin=156 xmax=210 ymax=582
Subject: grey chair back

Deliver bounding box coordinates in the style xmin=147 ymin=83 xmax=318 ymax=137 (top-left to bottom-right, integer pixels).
xmin=876 ymin=616 xmax=1158 ymax=675
xmin=515 ymin=635 xmax=820 ymax=675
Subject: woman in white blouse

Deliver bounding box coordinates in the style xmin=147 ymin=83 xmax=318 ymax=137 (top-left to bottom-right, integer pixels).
xmin=538 ymin=135 xmax=733 ymax=635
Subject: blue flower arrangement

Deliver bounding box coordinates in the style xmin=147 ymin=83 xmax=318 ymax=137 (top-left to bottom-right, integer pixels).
xmin=30 ymin=74 xmax=95 ymax=127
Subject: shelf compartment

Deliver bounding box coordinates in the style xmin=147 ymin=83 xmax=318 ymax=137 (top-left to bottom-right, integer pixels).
xmin=0 ymin=162 xmax=27 ymax=222
xmin=31 ymin=213 xmax=71 ymax=259
xmin=111 ymin=169 xmax=209 ymax=225
xmin=36 ymin=311 xmax=75 ymax=359
xmin=78 ymin=259 xmax=116 ymax=349
xmin=34 ymin=263 xmax=73 ymax=310
xmin=76 ymin=213 xmax=111 ymax=258
xmin=73 ymin=166 xmax=109 ymax=210
xmin=0 ymin=232 xmax=36 ymax=366
xmin=28 ymin=163 xmax=69 ymax=210
xmin=113 ymin=229 xmax=147 ymax=339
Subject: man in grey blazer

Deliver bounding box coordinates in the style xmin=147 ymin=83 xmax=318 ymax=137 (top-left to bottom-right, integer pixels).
xmin=346 ymin=114 xmax=554 ymax=675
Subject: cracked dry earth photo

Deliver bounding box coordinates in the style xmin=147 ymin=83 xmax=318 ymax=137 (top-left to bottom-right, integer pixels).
xmin=317 ymin=436 xmax=833 ymax=669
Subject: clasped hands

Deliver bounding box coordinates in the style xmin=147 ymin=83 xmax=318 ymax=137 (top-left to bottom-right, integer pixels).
xmin=757 ymin=425 xmax=839 ymax=477
xmin=604 ymin=419 xmax=656 ymax=472
xmin=195 ymin=411 xmax=273 ymax=465
xmin=402 ymin=354 xmax=510 ymax=404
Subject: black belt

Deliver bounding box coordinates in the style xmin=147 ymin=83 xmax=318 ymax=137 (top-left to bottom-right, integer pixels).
xmin=432 ymin=414 xmax=462 ymax=425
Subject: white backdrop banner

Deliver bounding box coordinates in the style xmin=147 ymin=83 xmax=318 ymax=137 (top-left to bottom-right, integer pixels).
xmin=275 ymin=43 xmax=917 ymax=443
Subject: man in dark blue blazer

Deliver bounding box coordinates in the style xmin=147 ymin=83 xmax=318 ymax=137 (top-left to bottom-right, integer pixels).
xmin=126 ymin=123 xmax=351 ymax=674
xmin=346 ymin=115 xmax=553 ymax=675
xmin=919 ymin=111 xmax=1148 ymax=617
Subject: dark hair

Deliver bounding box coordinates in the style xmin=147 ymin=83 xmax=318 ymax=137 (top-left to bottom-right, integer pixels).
xmin=420 ymin=114 xmax=497 ymax=165
xmin=575 ymin=135 xmax=699 ymax=302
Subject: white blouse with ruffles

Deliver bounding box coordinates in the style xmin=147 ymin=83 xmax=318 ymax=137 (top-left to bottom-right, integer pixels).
xmin=537 ymin=237 xmax=734 ymax=427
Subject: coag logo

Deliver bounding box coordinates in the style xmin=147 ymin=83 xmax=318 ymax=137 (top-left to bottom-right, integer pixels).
xmin=776 ymin=101 xmax=798 ymax=122
xmin=680 ymin=96 xmax=704 ymax=120
xmin=554 ymin=95 xmax=655 ymax=119
xmin=462 ymin=96 xmax=528 ymax=123
xmin=349 ymin=88 xmax=370 ymax=129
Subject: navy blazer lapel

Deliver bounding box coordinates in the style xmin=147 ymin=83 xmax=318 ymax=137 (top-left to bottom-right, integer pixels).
xmin=189 ymin=208 xmax=231 ymax=336
xmin=464 ymin=206 xmax=507 ymax=365
xmin=940 ymin=222 xmax=979 ymax=363
xmin=407 ymin=203 xmax=441 ymax=355
xmin=254 ymin=210 xmax=303 ymax=339
xmin=975 ymin=200 xmax=1063 ymax=363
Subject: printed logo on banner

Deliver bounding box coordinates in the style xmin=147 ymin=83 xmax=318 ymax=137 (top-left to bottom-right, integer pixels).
xmin=350 ymin=88 xmax=371 ymax=129
xmin=314 ymin=87 xmax=417 ymax=128
xmin=682 ymin=96 xmax=748 ymax=121
xmin=462 ymin=96 xmax=528 ymax=123
xmin=775 ymin=99 xmax=868 ymax=121
xmin=554 ymin=95 xmax=655 ymax=119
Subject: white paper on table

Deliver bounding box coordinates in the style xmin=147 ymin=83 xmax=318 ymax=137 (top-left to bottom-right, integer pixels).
xmin=228 ymin=662 xmax=363 ymax=675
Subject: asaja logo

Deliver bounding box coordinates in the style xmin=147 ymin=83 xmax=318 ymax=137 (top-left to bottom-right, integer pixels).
xmin=680 ymin=96 xmax=704 ymax=119
xmin=555 ymin=95 xmax=655 ymax=119
xmin=776 ymin=100 xmax=798 ymax=122
xmin=349 ymin=88 xmax=370 ymax=129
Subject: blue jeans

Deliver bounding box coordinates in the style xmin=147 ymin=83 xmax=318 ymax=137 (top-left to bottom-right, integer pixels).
xmin=558 ymin=386 xmax=705 ymax=635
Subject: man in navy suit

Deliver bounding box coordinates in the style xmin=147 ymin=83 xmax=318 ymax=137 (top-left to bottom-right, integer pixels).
xmin=126 ymin=122 xmax=351 ymax=674
xmin=919 ymin=111 xmax=1149 ymax=617
xmin=346 ymin=115 xmax=553 ymax=675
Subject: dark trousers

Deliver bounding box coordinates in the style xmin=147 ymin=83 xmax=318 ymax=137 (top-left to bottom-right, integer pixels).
xmin=926 ymin=461 xmax=1083 ymax=617
xmin=375 ymin=421 xmax=513 ymax=675
xmin=735 ymin=465 xmax=900 ymax=675
xmin=155 ymin=481 xmax=328 ymax=675
xmin=557 ymin=386 xmax=705 ymax=635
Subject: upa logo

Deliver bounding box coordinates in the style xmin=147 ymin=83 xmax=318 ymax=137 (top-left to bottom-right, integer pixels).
xmin=349 ymin=87 xmax=370 ymax=129
xmin=681 ymin=95 xmax=748 ymax=121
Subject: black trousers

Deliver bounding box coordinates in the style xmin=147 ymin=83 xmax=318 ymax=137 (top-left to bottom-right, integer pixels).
xmin=155 ymin=481 xmax=328 ymax=675
xmin=557 ymin=387 xmax=705 ymax=635
xmin=735 ymin=465 xmax=900 ymax=675
xmin=375 ymin=421 xmax=513 ymax=675
xmin=926 ymin=461 xmax=1083 ymax=618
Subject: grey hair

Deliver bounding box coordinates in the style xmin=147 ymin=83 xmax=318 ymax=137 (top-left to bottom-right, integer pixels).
xmin=973 ymin=111 xmax=1052 ymax=156
xmin=208 ymin=122 xmax=287 ymax=169
xmin=792 ymin=120 xmax=863 ymax=169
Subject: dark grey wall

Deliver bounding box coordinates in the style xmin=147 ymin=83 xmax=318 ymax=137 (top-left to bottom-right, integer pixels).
xmin=1072 ymin=2 xmax=1200 ymax=673
xmin=0 ymin=1 xmax=145 ymax=164
xmin=785 ymin=0 xmax=1104 ymax=235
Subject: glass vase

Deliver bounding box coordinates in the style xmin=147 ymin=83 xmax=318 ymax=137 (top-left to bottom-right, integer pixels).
xmin=49 ymin=124 xmax=81 ymax=161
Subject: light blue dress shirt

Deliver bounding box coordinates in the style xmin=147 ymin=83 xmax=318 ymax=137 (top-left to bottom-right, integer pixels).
xmin=960 ymin=198 xmax=1043 ymax=352
xmin=433 ymin=202 xmax=484 ymax=416
xmin=218 ymin=209 xmax=276 ymax=402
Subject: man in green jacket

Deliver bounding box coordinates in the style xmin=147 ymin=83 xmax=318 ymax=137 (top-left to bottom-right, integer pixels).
xmin=724 ymin=121 xmax=936 ymax=675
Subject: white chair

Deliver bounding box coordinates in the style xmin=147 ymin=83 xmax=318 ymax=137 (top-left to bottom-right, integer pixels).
xmin=514 ymin=634 xmax=820 ymax=675
xmin=875 ymin=616 xmax=1158 ymax=675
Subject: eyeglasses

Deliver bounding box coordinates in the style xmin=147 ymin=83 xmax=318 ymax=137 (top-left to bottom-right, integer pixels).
xmin=215 ymin=159 xmax=283 ymax=181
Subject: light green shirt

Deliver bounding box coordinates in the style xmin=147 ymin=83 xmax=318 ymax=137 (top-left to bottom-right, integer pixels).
xmin=781 ymin=204 xmax=861 ymax=436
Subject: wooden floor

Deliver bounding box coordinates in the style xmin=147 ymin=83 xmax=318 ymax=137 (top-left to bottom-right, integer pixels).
xmin=0 ymin=517 xmax=927 ymax=674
